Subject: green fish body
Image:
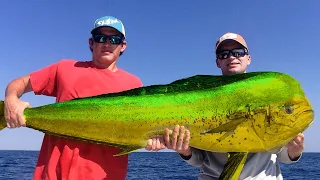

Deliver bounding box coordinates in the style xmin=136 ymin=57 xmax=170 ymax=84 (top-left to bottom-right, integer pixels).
xmin=0 ymin=71 xmax=314 ymax=179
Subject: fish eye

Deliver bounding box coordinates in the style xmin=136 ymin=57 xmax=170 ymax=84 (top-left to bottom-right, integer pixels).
xmin=284 ymin=104 xmax=294 ymax=114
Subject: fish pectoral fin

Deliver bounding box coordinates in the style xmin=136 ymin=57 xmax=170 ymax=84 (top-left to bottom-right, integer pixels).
xmin=114 ymin=145 xmax=142 ymax=157
xmin=200 ymin=118 xmax=246 ymax=135
xmin=215 ymin=131 xmax=235 ymax=143
xmin=219 ymin=152 xmax=248 ymax=180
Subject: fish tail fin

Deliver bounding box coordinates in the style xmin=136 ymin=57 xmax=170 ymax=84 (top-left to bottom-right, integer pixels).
xmin=219 ymin=152 xmax=248 ymax=180
xmin=0 ymin=100 xmax=6 ymax=130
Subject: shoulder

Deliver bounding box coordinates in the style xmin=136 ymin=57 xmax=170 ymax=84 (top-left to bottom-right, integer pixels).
xmin=56 ymin=59 xmax=86 ymax=67
xmin=38 ymin=59 xmax=79 ymax=70
xmin=117 ymin=69 xmax=143 ymax=87
xmin=52 ymin=59 xmax=95 ymax=72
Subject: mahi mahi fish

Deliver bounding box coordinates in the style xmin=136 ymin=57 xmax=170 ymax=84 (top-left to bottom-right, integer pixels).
xmin=0 ymin=71 xmax=314 ymax=179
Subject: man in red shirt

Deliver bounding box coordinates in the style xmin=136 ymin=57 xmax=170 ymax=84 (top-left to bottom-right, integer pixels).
xmin=4 ymin=15 xmax=143 ymax=180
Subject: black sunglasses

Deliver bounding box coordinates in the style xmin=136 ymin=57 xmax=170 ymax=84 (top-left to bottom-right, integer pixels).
xmin=216 ymin=48 xmax=248 ymax=60
xmin=92 ymin=34 xmax=124 ymax=45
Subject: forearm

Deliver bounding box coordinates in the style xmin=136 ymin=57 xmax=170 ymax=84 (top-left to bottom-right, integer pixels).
xmin=5 ymin=75 xmax=32 ymax=98
xmin=179 ymin=147 xmax=204 ymax=167
xmin=277 ymin=147 xmax=302 ymax=164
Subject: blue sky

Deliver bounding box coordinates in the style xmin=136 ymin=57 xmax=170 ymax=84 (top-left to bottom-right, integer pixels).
xmin=0 ymin=1 xmax=319 ymax=152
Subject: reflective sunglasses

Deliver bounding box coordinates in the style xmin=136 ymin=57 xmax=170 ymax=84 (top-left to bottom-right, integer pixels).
xmin=216 ymin=48 xmax=248 ymax=60
xmin=92 ymin=34 xmax=124 ymax=45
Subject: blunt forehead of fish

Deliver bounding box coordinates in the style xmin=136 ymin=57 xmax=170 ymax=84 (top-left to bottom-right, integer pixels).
xmin=264 ymin=97 xmax=313 ymax=139
xmin=263 ymin=100 xmax=304 ymax=123
xmin=268 ymin=97 xmax=312 ymax=126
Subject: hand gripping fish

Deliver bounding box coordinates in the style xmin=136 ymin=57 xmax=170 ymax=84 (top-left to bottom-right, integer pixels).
xmin=0 ymin=71 xmax=314 ymax=179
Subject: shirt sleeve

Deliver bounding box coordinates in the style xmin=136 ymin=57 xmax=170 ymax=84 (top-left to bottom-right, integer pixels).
xmin=179 ymin=147 xmax=205 ymax=167
xmin=277 ymin=146 xmax=302 ymax=164
xmin=30 ymin=61 xmax=60 ymax=97
xmin=135 ymin=78 xmax=143 ymax=88
xmin=132 ymin=75 xmax=143 ymax=88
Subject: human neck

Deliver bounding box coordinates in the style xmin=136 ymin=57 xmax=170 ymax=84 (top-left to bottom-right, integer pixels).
xmin=222 ymin=70 xmax=246 ymax=76
xmin=92 ymin=60 xmax=118 ymax=72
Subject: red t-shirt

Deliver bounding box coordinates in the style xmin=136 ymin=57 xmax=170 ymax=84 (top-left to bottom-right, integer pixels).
xmin=29 ymin=59 xmax=143 ymax=180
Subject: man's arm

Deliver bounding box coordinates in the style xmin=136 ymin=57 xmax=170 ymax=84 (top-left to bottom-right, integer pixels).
xmin=164 ymin=125 xmax=205 ymax=166
xmin=5 ymin=75 xmax=33 ymax=98
xmin=179 ymin=147 xmax=205 ymax=167
xmin=145 ymin=125 xmax=206 ymax=167
xmin=4 ymin=75 xmax=33 ymax=128
xmin=277 ymin=133 xmax=304 ymax=163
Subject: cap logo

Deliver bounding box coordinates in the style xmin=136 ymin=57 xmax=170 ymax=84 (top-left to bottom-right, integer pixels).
xmin=219 ymin=33 xmax=238 ymax=42
xmin=96 ymin=18 xmax=120 ymax=26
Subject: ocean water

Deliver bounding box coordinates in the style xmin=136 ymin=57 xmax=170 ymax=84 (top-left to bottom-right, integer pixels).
xmin=0 ymin=151 xmax=319 ymax=180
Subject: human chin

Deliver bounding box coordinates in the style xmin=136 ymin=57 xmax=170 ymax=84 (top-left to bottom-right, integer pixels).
xmin=224 ymin=66 xmax=242 ymax=74
xmin=100 ymin=53 xmax=115 ymax=61
xmin=226 ymin=63 xmax=241 ymax=71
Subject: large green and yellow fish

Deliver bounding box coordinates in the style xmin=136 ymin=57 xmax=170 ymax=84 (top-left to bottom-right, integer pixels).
xmin=0 ymin=71 xmax=314 ymax=179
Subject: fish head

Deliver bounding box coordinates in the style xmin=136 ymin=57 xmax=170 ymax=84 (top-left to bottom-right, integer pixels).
xmin=247 ymin=72 xmax=314 ymax=151
xmin=260 ymin=95 xmax=314 ymax=150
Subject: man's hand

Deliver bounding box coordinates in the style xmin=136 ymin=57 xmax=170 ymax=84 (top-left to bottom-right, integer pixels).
xmin=145 ymin=135 xmax=166 ymax=151
xmin=145 ymin=125 xmax=192 ymax=157
xmin=287 ymin=133 xmax=304 ymax=161
xmin=164 ymin=125 xmax=191 ymax=156
xmin=4 ymin=96 xmax=31 ymax=128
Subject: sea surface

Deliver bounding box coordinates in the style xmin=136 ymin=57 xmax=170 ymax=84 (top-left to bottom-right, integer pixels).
xmin=0 ymin=151 xmax=319 ymax=180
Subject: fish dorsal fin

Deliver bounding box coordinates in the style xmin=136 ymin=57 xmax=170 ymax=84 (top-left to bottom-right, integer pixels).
xmin=70 ymin=72 xmax=274 ymax=102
